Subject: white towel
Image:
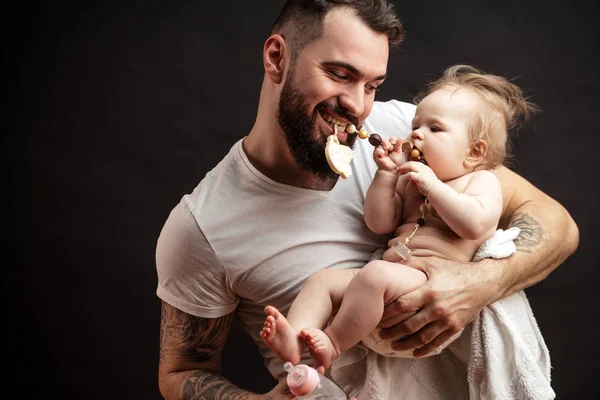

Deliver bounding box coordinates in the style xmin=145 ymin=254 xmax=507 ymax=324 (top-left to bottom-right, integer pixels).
xmin=330 ymin=228 xmax=555 ymax=400
xmin=468 ymin=290 xmax=554 ymax=399
xmin=472 ymin=227 xmax=521 ymax=262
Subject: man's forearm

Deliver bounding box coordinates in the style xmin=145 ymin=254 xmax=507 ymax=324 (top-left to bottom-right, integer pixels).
xmin=158 ymin=304 xmax=260 ymax=400
xmin=489 ymin=198 xmax=579 ymax=300
xmin=162 ymin=369 xmax=255 ymax=400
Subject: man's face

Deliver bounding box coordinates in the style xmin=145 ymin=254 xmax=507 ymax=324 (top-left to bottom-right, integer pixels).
xmin=277 ymin=7 xmax=389 ymax=179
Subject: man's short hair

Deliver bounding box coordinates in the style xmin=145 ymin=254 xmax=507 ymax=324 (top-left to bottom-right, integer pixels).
xmin=272 ymin=0 xmax=404 ymax=58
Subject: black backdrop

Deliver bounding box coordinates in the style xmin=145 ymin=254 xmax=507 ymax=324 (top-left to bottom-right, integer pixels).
xmin=8 ymin=1 xmax=599 ymax=399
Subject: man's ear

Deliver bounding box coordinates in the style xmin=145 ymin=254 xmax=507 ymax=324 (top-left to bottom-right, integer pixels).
xmin=464 ymin=140 xmax=488 ymax=169
xmin=263 ymin=34 xmax=287 ymax=84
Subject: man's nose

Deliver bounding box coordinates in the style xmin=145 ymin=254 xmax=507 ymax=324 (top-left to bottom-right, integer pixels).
xmin=338 ymin=85 xmax=365 ymax=118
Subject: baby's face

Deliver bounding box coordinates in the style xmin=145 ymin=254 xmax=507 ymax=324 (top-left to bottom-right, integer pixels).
xmin=410 ymin=86 xmax=480 ymax=181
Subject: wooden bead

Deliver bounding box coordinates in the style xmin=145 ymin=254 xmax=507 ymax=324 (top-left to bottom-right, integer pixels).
xmin=368 ymin=133 xmax=383 ymax=147
xmin=420 ymin=202 xmax=432 ymax=214
xmin=346 ymin=124 xmax=357 ymax=134
xmin=358 ymin=129 xmax=369 ymax=139
xmin=402 ymin=141 xmax=413 ymax=154
xmin=410 ymin=148 xmax=421 ymax=160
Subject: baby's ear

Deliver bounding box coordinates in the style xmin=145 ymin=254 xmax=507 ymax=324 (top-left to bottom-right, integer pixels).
xmin=464 ymin=140 xmax=488 ymax=169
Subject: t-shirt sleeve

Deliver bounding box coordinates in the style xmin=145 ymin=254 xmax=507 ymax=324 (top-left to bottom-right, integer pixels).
xmin=364 ymin=99 xmax=417 ymax=139
xmin=155 ymin=201 xmax=239 ymax=318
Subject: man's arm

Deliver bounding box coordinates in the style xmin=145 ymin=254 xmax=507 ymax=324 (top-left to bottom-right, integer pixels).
xmin=492 ymin=166 xmax=579 ymax=294
xmin=158 ymin=301 xmax=292 ymax=400
xmin=377 ymin=166 xmax=579 ymax=356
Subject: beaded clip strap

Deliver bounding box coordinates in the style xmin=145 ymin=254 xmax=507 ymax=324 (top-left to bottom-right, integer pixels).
xmin=392 ymin=198 xmax=429 ymax=260
xmin=325 ymin=123 xmax=426 ymax=178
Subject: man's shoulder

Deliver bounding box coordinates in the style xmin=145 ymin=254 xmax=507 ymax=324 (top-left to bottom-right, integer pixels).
xmin=371 ymin=99 xmax=417 ymax=115
xmin=176 ymin=139 xmax=245 ymax=216
xmin=365 ymin=100 xmax=416 ymax=139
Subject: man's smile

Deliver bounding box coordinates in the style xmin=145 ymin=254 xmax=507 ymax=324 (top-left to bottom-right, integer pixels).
xmin=318 ymin=109 xmax=353 ymax=142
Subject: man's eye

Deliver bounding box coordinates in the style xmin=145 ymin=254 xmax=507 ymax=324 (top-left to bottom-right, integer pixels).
xmin=366 ymin=85 xmax=380 ymax=94
xmin=331 ymin=71 xmax=348 ymax=81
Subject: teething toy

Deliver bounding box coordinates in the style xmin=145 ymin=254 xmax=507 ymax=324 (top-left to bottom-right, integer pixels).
xmin=325 ymin=126 xmax=354 ymax=179
xmin=325 ymin=123 xmax=417 ymax=178
xmin=324 ymin=123 xmax=386 ymax=179
xmin=400 ymin=140 xmax=423 ymax=162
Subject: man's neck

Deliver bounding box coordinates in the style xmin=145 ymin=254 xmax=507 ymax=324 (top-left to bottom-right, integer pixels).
xmin=242 ymin=134 xmax=338 ymax=191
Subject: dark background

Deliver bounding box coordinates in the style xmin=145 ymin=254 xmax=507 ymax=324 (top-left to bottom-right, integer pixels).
xmin=8 ymin=0 xmax=598 ymax=398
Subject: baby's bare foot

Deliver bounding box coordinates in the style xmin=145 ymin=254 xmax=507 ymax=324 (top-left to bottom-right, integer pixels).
xmin=300 ymin=328 xmax=339 ymax=370
xmin=260 ymin=306 xmax=303 ymax=365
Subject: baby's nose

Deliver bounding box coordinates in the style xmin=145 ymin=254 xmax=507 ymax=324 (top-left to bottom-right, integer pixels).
xmin=410 ymin=130 xmax=423 ymax=140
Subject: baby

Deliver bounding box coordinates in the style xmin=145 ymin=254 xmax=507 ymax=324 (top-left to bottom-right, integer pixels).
xmin=261 ymin=64 xmax=538 ymax=370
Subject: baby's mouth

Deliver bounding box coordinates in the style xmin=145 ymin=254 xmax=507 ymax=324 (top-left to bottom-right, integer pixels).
xmin=402 ymin=141 xmax=428 ymax=165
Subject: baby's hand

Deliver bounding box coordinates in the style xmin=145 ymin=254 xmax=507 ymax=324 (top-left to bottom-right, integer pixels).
xmin=398 ymin=161 xmax=440 ymax=196
xmin=373 ymin=137 xmax=405 ymax=171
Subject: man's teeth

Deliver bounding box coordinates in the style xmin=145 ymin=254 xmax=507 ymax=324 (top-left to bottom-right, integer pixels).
xmin=321 ymin=112 xmax=346 ymax=128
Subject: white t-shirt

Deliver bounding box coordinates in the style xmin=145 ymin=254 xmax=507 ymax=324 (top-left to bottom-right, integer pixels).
xmin=155 ymin=100 xmax=416 ymax=377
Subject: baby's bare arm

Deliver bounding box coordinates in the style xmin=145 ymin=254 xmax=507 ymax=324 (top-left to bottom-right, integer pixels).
xmin=427 ymin=170 xmax=503 ymax=239
xmin=365 ymin=138 xmax=407 ymax=234
xmin=365 ymin=171 xmax=406 ymax=234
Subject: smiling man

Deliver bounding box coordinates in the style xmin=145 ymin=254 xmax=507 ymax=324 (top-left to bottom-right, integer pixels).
xmin=247 ymin=4 xmax=390 ymax=189
xmin=155 ymin=1 xmax=578 ymax=399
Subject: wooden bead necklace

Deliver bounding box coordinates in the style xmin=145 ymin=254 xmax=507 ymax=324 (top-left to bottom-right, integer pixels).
xmin=392 ymin=197 xmax=429 ymax=260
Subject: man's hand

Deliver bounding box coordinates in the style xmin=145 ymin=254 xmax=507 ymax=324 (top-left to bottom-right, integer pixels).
xmin=377 ymin=255 xmax=500 ymax=357
xmin=261 ymin=376 xmax=356 ymax=400
xmin=249 ymin=380 xmax=295 ymax=399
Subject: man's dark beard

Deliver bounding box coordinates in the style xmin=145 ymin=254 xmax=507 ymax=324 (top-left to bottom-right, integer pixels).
xmin=277 ymin=67 xmax=358 ymax=182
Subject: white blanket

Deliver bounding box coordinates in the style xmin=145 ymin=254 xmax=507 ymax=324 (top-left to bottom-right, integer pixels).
xmin=330 ymin=228 xmax=555 ymax=399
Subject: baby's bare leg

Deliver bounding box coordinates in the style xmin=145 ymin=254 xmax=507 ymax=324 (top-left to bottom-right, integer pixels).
xmin=309 ymin=260 xmax=426 ymax=366
xmin=261 ymin=268 xmax=358 ymax=365
xmin=260 ymin=306 xmax=304 ymax=364
xmin=300 ymin=327 xmax=338 ymax=371
xmin=286 ymin=268 xmax=359 ymax=331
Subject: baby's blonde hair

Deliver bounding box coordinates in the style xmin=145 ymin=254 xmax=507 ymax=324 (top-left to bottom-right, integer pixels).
xmin=414 ymin=65 xmax=539 ymax=169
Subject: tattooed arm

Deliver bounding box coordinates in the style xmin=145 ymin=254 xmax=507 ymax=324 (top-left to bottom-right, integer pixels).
xmin=376 ymin=165 xmax=579 ymax=356
xmin=491 ymin=165 xmax=579 ymax=295
xmin=158 ymin=302 xmax=293 ymax=400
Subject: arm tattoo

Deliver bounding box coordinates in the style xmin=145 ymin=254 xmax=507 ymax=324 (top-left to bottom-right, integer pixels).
xmin=508 ymin=211 xmax=545 ymax=253
xmin=160 ymin=301 xmax=233 ymax=363
xmin=183 ymin=372 xmax=251 ymax=400
xmin=160 ymin=303 xmax=251 ymax=399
